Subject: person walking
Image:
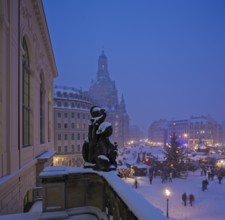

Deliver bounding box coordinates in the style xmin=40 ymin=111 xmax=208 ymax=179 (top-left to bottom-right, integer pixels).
xmin=169 ymin=172 xmax=173 ymax=182
xmin=149 ymin=173 xmax=153 ymax=184
xmin=134 ymin=178 xmax=138 ymax=188
xmin=202 ymin=179 xmax=209 ymax=191
xmin=182 ymin=193 xmax=187 ymax=206
xmin=189 ymin=194 xmax=195 ymax=206
xmin=218 ymin=173 xmax=223 ymax=184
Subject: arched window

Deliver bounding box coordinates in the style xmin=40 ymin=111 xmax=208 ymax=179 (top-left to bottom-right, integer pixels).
xmin=40 ymin=73 xmax=45 ymax=144
xmin=22 ymin=38 xmax=31 ymax=147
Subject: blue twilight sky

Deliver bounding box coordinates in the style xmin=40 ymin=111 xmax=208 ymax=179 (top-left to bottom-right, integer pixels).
xmin=43 ymin=0 xmax=225 ymax=132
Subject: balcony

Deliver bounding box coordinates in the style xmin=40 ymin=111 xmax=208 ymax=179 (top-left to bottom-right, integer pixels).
xmin=39 ymin=166 xmax=166 ymax=220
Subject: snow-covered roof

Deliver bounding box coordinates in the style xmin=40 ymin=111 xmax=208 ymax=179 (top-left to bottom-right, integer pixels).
xmin=36 ymin=150 xmax=56 ymax=160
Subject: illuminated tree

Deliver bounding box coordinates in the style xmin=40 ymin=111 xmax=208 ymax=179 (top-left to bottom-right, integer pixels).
xmin=164 ymin=133 xmax=186 ymax=177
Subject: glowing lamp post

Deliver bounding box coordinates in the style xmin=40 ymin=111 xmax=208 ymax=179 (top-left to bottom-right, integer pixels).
xmin=165 ymin=188 xmax=171 ymax=218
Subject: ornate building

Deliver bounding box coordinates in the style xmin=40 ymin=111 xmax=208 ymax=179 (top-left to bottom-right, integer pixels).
xmin=89 ymin=51 xmax=129 ymax=147
xmin=0 ymin=0 xmax=57 ymax=214
xmin=53 ymin=85 xmax=95 ymax=167
xmin=148 ymin=115 xmax=222 ymax=148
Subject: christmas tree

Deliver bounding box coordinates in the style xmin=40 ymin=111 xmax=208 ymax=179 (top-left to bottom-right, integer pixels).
xmin=164 ymin=133 xmax=187 ymax=177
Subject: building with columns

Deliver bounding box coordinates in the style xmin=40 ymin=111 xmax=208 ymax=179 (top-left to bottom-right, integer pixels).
xmin=89 ymin=51 xmax=130 ymax=147
xmin=0 ymin=0 xmax=57 ymax=214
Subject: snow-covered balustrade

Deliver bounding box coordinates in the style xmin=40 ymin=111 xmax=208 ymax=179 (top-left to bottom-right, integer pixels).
xmin=39 ymin=166 xmax=166 ymax=220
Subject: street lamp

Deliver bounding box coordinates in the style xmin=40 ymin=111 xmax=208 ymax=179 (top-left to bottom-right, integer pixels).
xmin=164 ymin=188 xmax=171 ymax=218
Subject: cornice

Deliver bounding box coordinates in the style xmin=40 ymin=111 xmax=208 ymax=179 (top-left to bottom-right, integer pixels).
xmin=31 ymin=0 xmax=58 ymax=78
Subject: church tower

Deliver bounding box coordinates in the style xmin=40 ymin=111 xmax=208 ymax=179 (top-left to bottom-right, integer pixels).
xmin=89 ymin=51 xmax=118 ymax=109
xmin=97 ymin=51 xmax=110 ymax=81
xmin=89 ymin=51 xmax=129 ymax=147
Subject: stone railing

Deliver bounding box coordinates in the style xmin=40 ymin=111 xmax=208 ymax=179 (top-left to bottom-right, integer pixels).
xmin=39 ymin=166 xmax=166 ymax=220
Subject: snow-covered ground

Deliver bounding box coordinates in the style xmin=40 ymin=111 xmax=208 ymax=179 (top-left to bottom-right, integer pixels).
xmin=124 ymin=171 xmax=225 ymax=220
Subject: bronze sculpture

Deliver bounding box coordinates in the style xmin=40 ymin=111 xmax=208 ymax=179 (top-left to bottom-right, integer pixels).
xmin=82 ymin=106 xmax=118 ymax=171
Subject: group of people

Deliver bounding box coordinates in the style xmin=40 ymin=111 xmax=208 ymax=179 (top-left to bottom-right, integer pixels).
xmin=182 ymin=193 xmax=195 ymax=206
xmin=161 ymin=171 xmax=173 ymax=183
xmin=201 ymin=167 xmax=224 ymax=184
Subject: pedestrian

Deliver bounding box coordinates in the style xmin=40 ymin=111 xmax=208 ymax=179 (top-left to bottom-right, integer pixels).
xmin=202 ymin=179 xmax=209 ymax=191
xmin=134 ymin=178 xmax=138 ymax=188
xmin=218 ymin=174 xmax=223 ymax=184
xmin=189 ymin=194 xmax=195 ymax=206
xmin=149 ymin=173 xmax=153 ymax=184
xmin=182 ymin=193 xmax=187 ymax=206
xmin=169 ymin=172 xmax=173 ymax=182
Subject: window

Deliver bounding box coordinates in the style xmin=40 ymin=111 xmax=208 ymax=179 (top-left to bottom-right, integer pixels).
xmin=64 ymin=134 xmax=68 ymax=140
xmin=64 ymin=123 xmax=68 ymax=129
xmin=83 ymin=133 xmax=85 ymax=140
xmin=64 ymin=102 xmax=68 ymax=107
xmin=77 ymin=133 xmax=80 ymax=140
xmin=57 ymin=123 xmax=61 ymax=129
xmin=22 ymin=38 xmax=31 ymax=147
xmin=58 ymin=134 xmax=61 ymax=140
xmin=83 ymin=114 xmax=85 ymax=119
xmin=71 ymin=133 xmax=74 ymax=140
xmin=58 ymin=146 xmax=61 ymax=152
xmin=40 ymin=73 xmax=45 ymax=144
xmin=64 ymin=113 xmax=68 ymax=118
xmin=58 ymin=101 xmax=61 ymax=107
xmin=78 ymin=113 xmax=80 ymax=119
xmin=71 ymin=145 xmax=74 ymax=152
xmin=71 ymin=123 xmax=75 ymax=128
xmin=48 ymin=89 xmax=52 ymax=142
xmin=77 ymin=145 xmax=80 ymax=151
xmin=65 ymin=146 xmax=68 ymax=153
xmin=71 ymin=113 xmax=74 ymax=118
xmin=58 ymin=112 xmax=61 ymax=118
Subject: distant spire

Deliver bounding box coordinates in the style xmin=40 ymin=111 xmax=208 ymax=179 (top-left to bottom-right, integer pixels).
xmin=97 ymin=50 xmax=109 ymax=81
xmin=120 ymin=93 xmax=127 ymax=113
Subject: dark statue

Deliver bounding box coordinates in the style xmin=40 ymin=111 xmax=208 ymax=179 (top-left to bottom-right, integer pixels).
xmin=82 ymin=106 xmax=118 ymax=171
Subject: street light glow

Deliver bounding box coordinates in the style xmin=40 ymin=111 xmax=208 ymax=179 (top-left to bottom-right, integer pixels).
xmin=165 ymin=188 xmax=171 ymax=197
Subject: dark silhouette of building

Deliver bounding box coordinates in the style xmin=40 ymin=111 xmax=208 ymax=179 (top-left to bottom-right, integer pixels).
xmin=89 ymin=51 xmax=129 ymax=147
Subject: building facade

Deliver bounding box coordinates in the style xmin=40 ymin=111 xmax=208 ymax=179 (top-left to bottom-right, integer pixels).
xmin=0 ymin=0 xmax=57 ymax=214
xmin=89 ymin=51 xmax=130 ymax=147
xmin=53 ymin=85 xmax=95 ymax=167
xmin=188 ymin=115 xmax=222 ymax=148
xmin=168 ymin=119 xmax=189 ymax=145
xmin=148 ymin=119 xmax=169 ymax=146
xmin=148 ymin=115 xmax=222 ymax=149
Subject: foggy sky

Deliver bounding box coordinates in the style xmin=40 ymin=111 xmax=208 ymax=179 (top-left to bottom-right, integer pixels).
xmin=43 ymin=0 xmax=225 ymax=132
